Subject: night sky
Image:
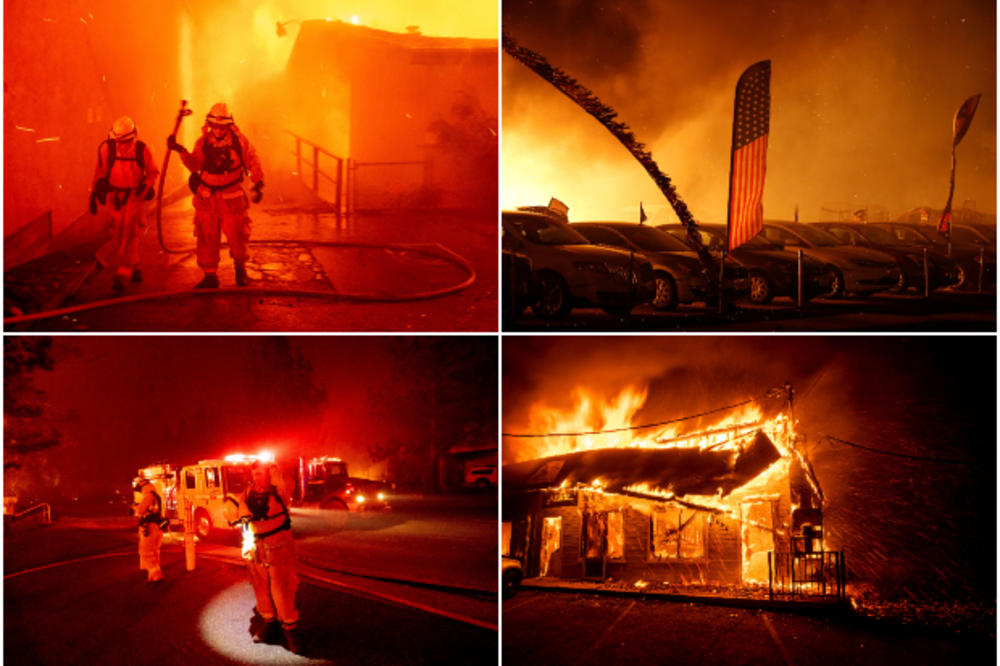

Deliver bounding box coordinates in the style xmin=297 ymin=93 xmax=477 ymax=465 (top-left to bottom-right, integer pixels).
xmin=503 ymin=336 xmax=996 ymax=601
xmin=5 ymin=336 xmax=497 ymax=503
xmin=502 ymin=0 xmax=996 ymax=224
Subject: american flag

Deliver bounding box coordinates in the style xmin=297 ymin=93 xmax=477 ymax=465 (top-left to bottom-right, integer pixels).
xmin=727 ymin=60 xmax=771 ymax=251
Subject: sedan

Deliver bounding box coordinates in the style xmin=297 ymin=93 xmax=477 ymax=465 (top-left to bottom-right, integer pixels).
xmin=571 ymin=222 xmax=724 ymax=310
xmin=660 ymin=223 xmax=832 ymax=304
xmin=868 ymin=222 xmax=996 ymax=291
xmin=811 ymin=222 xmax=961 ymax=292
xmin=759 ymin=222 xmax=901 ymax=298
xmin=502 ymin=209 xmax=656 ymax=318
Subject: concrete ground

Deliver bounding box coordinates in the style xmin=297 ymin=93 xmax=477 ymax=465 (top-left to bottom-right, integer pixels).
xmin=5 ymin=171 xmax=496 ymax=332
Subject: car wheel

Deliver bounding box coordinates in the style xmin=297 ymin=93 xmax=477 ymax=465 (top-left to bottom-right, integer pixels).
xmin=825 ymin=266 xmax=844 ymax=298
xmin=532 ymin=272 xmax=572 ymax=319
xmin=321 ymin=497 xmax=349 ymax=530
xmin=651 ymin=272 xmax=678 ymax=310
xmin=474 ymin=478 xmax=490 ymax=490
xmin=747 ymin=271 xmax=773 ymax=304
xmin=195 ymin=509 xmax=213 ymax=540
xmin=951 ymin=265 xmax=966 ymax=289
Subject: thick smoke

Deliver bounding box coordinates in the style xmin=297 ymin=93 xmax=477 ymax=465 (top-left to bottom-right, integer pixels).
xmin=502 ymin=0 xmax=996 ymax=222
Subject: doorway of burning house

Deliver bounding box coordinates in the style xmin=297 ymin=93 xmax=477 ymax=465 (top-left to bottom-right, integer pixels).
xmin=582 ymin=511 xmax=607 ymax=579
xmin=540 ymin=516 xmax=562 ymax=577
xmin=741 ymin=500 xmax=777 ymax=584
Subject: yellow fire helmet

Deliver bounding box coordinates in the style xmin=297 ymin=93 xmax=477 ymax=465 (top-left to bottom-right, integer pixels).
xmin=109 ymin=115 xmax=137 ymax=141
xmin=206 ymin=102 xmax=234 ymax=126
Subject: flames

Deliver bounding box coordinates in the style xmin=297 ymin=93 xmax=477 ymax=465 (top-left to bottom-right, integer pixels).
xmin=514 ymin=384 xmax=792 ymax=462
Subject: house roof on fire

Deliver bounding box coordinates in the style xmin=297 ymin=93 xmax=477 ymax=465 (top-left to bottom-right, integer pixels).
xmin=503 ymin=429 xmax=783 ymax=498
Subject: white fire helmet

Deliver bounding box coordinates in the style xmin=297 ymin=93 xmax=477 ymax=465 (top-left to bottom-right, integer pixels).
xmin=206 ymin=103 xmax=234 ymax=126
xmin=109 ymin=115 xmax=137 ymax=141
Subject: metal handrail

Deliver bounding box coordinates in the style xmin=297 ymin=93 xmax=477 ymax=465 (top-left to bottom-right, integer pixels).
xmin=9 ymin=503 xmax=53 ymax=526
xmin=768 ymin=549 xmax=845 ymax=601
xmin=285 ymin=130 xmax=346 ymax=216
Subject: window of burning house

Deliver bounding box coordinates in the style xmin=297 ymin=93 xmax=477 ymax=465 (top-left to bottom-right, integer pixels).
xmin=607 ymin=510 xmax=625 ymax=561
xmin=651 ymin=508 xmax=705 ymax=559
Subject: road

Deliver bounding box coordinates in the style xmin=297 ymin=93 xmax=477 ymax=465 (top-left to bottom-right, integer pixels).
xmin=4 ymin=494 xmax=498 ymax=664
xmin=502 ymin=591 xmax=993 ymax=666
xmin=505 ymin=291 xmax=996 ymax=331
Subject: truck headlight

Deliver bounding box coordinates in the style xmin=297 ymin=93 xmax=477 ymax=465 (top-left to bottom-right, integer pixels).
xmin=377 ymin=492 xmax=385 ymax=501
xmin=355 ymin=495 xmax=366 ymax=504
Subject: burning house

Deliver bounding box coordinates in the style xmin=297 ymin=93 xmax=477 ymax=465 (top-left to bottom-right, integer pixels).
xmin=503 ymin=388 xmax=840 ymax=596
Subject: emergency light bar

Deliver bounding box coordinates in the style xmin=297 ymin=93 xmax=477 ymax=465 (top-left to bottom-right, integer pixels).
xmin=223 ymin=451 xmax=276 ymax=464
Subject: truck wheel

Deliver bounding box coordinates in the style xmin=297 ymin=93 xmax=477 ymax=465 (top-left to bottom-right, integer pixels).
xmin=321 ymin=498 xmax=349 ymax=530
xmin=195 ymin=508 xmax=213 ymax=540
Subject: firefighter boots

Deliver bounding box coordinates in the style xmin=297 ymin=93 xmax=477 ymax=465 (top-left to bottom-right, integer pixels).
xmin=251 ymin=619 xmax=279 ymax=644
xmin=235 ymin=261 xmax=248 ymax=287
xmin=283 ymin=625 xmax=302 ymax=654
xmin=131 ymin=268 xmax=143 ymax=283
xmin=194 ymin=274 xmax=220 ymax=289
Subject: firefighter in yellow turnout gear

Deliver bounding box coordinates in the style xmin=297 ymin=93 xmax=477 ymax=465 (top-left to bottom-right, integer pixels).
xmin=233 ymin=460 xmax=301 ymax=654
xmin=90 ymin=116 xmax=159 ymax=294
xmin=133 ymin=478 xmax=166 ymax=583
xmin=168 ymin=103 xmax=264 ymax=289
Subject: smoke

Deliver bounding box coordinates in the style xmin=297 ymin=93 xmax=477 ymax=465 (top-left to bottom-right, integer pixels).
xmin=502 ymin=0 xmax=996 ymax=222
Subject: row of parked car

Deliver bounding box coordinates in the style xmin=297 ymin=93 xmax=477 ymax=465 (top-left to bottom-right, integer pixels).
xmin=501 ymin=205 xmax=996 ymax=320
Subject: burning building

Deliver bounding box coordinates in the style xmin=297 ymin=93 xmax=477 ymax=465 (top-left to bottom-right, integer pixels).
xmin=502 ymin=387 xmax=841 ymax=597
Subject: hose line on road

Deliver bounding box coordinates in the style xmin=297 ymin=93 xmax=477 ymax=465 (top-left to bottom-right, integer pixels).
xmin=3 ymin=241 xmax=476 ymax=327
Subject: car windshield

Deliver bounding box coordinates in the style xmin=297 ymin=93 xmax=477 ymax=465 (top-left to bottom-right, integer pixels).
xmin=786 ymin=224 xmax=839 ymax=246
xmin=853 ymin=225 xmax=900 ymax=245
xmin=223 ymin=465 xmax=251 ymax=495
xmin=952 ymin=225 xmax=993 ymax=244
xmin=700 ymin=226 xmax=779 ymax=249
xmin=505 ymin=214 xmax=589 ymax=245
xmin=324 ymin=461 xmax=347 ymax=477
xmin=880 ymin=225 xmax=933 ymax=244
xmin=622 ymin=226 xmax=692 ymax=252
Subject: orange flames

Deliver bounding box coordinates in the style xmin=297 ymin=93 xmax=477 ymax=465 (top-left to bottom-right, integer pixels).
xmin=514 ymin=385 xmax=793 ymax=462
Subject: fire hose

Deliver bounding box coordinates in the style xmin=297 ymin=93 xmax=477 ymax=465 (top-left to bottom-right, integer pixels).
xmin=156 ymin=100 xmax=192 ymax=255
xmin=3 ymin=240 xmax=476 ymax=327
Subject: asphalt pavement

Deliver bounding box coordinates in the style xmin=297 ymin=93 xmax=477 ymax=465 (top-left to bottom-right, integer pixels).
xmin=5 ymin=539 xmax=496 ymax=665
xmin=502 ymin=591 xmax=993 ymax=666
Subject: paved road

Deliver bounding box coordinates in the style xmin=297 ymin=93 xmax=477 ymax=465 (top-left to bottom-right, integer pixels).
xmin=505 ymin=291 xmax=995 ymax=331
xmin=502 ymin=591 xmax=992 ymax=666
xmin=4 ymin=496 xmax=498 ymax=664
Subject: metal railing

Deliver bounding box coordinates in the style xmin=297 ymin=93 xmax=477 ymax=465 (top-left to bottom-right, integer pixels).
xmin=286 ymin=130 xmax=346 ymax=217
xmin=768 ymin=550 xmax=845 ymax=601
xmin=7 ymin=503 xmax=53 ymax=528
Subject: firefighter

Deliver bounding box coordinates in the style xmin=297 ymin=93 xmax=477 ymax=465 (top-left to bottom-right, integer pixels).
xmin=231 ymin=459 xmax=301 ymax=653
xmin=133 ymin=478 xmax=166 ymax=583
xmin=167 ymin=103 xmax=264 ymax=289
xmin=90 ymin=116 xmax=159 ymax=294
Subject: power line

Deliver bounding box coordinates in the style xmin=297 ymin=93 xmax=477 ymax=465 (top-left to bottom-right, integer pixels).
xmin=501 ymin=395 xmax=764 ymax=439
xmin=821 ymin=435 xmax=975 ymax=466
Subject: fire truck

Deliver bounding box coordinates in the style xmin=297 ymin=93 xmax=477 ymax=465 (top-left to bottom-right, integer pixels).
xmin=292 ymin=456 xmax=390 ymax=529
xmin=132 ymin=464 xmax=179 ymax=520
xmin=176 ymin=455 xmax=257 ymax=539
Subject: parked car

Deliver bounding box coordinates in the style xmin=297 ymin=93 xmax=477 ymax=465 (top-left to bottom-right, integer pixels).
xmin=660 ymin=223 xmax=832 ymax=304
xmin=811 ymin=221 xmax=962 ymax=292
xmin=759 ymin=222 xmax=901 ymax=298
xmin=502 ymin=556 xmax=524 ymax=598
xmin=501 ymin=248 xmax=538 ymax=322
xmin=869 ymin=222 xmax=996 ymax=291
xmin=948 ymin=222 xmax=996 ymax=248
xmin=502 ymin=210 xmax=656 ymax=318
xmin=572 ymin=222 xmax=719 ymax=310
